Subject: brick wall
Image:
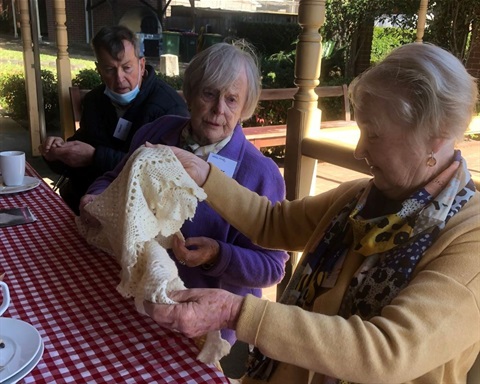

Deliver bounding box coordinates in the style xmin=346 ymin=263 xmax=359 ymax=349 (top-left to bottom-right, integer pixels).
xmin=45 ymin=0 xmax=157 ymax=46
xmin=43 ymin=1 xmax=299 ymax=47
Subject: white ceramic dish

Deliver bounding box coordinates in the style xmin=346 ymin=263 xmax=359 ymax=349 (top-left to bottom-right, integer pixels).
xmin=2 ymin=340 xmax=44 ymax=384
xmin=0 ymin=318 xmax=42 ymax=382
xmin=0 ymin=176 xmax=40 ymax=194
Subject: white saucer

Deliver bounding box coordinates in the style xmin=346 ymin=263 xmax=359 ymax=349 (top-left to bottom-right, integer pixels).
xmin=0 ymin=176 xmax=40 ymax=194
xmin=2 ymin=340 xmax=44 ymax=384
xmin=0 ymin=317 xmax=43 ymax=382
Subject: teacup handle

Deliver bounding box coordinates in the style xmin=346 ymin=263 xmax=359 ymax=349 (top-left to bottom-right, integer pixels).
xmin=0 ymin=281 xmax=10 ymax=316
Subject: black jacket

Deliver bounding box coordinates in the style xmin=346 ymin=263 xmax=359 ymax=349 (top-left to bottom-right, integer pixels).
xmin=49 ymin=65 xmax=189 ymax=213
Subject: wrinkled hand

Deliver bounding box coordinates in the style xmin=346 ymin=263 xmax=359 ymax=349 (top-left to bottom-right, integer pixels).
xmin=171 ymin=234 xmax=220 ymax=267
xmin=38 ymin=136 xmax=65 ymax=161
xmin=79 ymin=194 xmax=100 ymax=227
xmin=144 ymin=142 xmax=210 ymax=186
xmin=144 ymin=288 xmax=244 ymax=338
xmin=43 ymin=141 xmax=95 ymax=167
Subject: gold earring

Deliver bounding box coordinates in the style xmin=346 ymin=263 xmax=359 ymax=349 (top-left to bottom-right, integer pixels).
xmin=427 ymin=151 xmax=437 ymax=167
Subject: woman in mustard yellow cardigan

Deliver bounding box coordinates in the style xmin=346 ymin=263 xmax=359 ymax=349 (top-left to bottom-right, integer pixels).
xmin=145 ymin=43 xmax=480 ymax=384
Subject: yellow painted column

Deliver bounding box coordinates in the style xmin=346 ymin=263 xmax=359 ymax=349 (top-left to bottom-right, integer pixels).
xmin=415 ymin=0 xmax=429 ymax=43
xmin=279 ymin=0 xmax=325 ymax=289
xmin=53 ymin=0 xmax=73 ymax=139
xmin=18 ymin=0 xmax=42 ymax=156
xmin=284 ymin=0 xmax=324 ymax=201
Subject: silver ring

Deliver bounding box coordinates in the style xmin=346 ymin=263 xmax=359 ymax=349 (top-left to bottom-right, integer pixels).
xmin=179 ymin=259 xmax=186 ymax=266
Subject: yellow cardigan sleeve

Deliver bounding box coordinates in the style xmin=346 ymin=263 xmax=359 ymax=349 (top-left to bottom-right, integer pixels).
xmin=236 ymin=194 xmax=480 ymax=383
xmin=203 ymin=165 xmax=367 ymax=252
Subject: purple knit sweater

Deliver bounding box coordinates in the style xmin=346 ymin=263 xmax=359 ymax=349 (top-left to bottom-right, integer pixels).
xmin=87 ymin=115 xmax=289 ymax=344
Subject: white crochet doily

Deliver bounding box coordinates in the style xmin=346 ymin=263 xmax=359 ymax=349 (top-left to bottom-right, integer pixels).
xmin=76 ymin=146 xmax=230 ymax=364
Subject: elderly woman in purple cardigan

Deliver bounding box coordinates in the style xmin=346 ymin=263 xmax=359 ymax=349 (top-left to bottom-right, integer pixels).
xmin=79 ymin=41 xmax=289 ymax=346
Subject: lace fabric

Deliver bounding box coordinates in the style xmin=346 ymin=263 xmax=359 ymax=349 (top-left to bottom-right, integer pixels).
xmin=76 ymin=146 xmax=231 ymax=364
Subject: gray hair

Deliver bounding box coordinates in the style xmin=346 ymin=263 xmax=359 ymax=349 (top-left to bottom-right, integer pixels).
xmin=182 ymin=41 xmax=261 ymax=120
xmin=349 ymin=43 xmax=478 ymax=141
xmin=92 ymin=25 xmax=142 ymax=61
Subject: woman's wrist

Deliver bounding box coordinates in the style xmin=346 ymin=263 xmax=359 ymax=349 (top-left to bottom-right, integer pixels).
xmin=227 ymin=295 xmax=245 ymax=330
xmin=199 ymin=161 xmax=211 ymax=187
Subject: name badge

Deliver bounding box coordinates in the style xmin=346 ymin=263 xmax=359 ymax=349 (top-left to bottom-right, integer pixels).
xmin=113 ymin=118 xmax=132 ymax=141
xmin=207 ymin=153 xmax=237 ymax=178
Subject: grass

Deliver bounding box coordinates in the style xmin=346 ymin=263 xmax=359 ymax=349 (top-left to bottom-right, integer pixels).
xmin=0 ymin=39 xmax=96 ymax=113
xmin=0 ymin=42 xmax=95 ymax=78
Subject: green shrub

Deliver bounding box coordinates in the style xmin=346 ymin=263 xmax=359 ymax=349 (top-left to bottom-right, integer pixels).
xmin=252 ymin=39 xmax=349 ymax=125
xmin=72 ymin=69 xmax=101 ymax=89
xmin=244 ymin=49 xmax=294 ymax=128
xmin=70 ymin=69 xmax=184 ymax=91
xmin=0 ymin=9 xmax=12 ymax=34
xmin=371 ymin=27 xmax=416 ymax=64
xmin=236 ymin=22 xmax=300 ymax=57
xmin=0 ymin=69 xmax=59 ymax=126
xmin=0 ymin=67 xmax=187 ymax=130
xmin=261 ymin=50 xmax=296 ymax=89
xmin=0 ymin=69 xmax=59 ymax=128
xmin=0 ymin=73 xmax=27 ymax=118
xmin=157 ymin=73 xmax=184 ymax=90
xmin=318 ymin=77 xmax=354 ymax=121
xmin=41 ymin=70 xmax=60 ymax=128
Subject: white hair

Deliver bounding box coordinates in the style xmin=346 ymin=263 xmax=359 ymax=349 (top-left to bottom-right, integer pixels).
xmin=350 ymin=43 xmax=478 ymax=141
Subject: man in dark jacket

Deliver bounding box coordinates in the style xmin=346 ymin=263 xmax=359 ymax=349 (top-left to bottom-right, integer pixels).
xmin=39 ymin=25 xmax=189 ymax=214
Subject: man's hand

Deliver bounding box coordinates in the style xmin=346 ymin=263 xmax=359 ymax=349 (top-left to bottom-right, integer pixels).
xmin=44 ymin=141 xmax=95 ymax=168
xmin=39 ymin=139 xmax=95 ymax=167
xmin=171 ymin=234 xmax=220 ymax=267
xmin=144 ymin=289 xmax=244 ymax=338
xmin=38 ymin=136 xmax=65 ymax=161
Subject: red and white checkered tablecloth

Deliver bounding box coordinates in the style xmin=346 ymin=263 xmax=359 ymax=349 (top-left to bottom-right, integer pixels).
xmin=0 ymin=164 xmax=230 ymax=383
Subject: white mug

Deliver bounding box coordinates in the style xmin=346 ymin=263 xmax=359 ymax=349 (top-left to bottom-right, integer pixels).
xmin=0 ymin=151 xmax=25 ymax=186
xmin=0 ymin=281 xmax=10 ymax=316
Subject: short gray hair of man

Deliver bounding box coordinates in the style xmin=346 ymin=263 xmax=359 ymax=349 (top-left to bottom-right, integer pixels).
xmin=92 ymin=25 xmax=143 ymax=61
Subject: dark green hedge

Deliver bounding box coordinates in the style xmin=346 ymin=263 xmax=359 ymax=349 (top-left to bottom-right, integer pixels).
xmin=0 ymin=70 xmax=60 ymax=128
xmin=235 ymin=22 xmax=301 ymax=57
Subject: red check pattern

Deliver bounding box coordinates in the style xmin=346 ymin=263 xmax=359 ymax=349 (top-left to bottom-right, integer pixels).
xmin=0 ymin=165 xmax=229 ymax=383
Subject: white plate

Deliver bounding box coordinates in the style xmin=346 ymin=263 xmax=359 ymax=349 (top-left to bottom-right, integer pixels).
xmin=2 ymin=340 xmax=44 ymax=384
xmin=0 ymin=176 xmax=40 ymax=194
xmin=0 ymin=318 xmax=42 ymax=382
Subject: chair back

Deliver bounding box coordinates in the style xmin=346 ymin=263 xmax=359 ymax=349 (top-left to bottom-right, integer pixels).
xmin=69 ymin=87 xmax=89 ymax=130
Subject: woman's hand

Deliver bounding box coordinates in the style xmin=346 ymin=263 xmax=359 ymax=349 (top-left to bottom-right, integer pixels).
xmin=145 ymin=142 xmax=210 ymax=186
xmin=144 ymin=288 xmax=244 ymax=338
xmin=171 ymin=234 xmax=220 ymax=267
xmin=79 ymin=194 xmax=100 ymax=226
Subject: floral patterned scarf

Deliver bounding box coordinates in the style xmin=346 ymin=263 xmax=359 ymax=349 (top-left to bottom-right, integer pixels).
xmin=246 ymin=151 xmax=475 ymax=381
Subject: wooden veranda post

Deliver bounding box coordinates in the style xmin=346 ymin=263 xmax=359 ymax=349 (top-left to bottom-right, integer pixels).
xmin=284 ymin=0 xmax=324 ymax=201
xmin=53 ymin=0 xmax=74 ymax=139
xmin=18 ymin=0 xmax=42 ymax=156
xmin=278 ymin=0 xmax=325 ymax=295
xmin=415 ymin=0 xmax=429 ymax=43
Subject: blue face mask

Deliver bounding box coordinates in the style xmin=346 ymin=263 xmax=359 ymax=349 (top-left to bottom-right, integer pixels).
xmin=104 ymin=61 xmax=142 ymax=106
xmin=104 ymin=85 xmax=140 ymax=106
